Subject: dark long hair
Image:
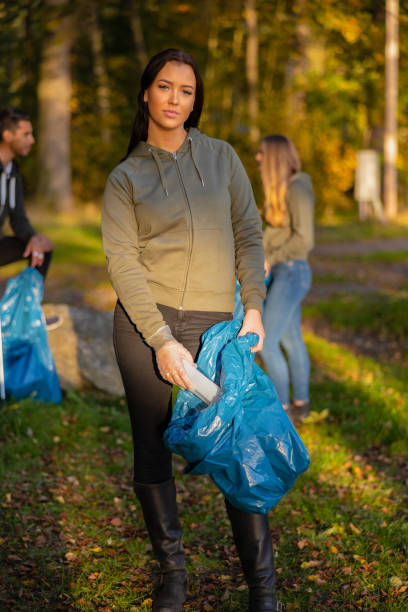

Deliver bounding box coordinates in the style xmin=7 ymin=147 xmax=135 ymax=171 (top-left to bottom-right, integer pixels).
xmin=123 ymin=49 xmax=204 ymax=159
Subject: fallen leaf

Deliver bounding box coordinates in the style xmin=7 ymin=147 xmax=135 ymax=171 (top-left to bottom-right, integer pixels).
xmin=308 ymin=574 xmax=326 ymax=585
xmin=303 ymin=409 xmax=329 ymax=423
xmin=349 ymin=522 xmax=361 ymax=534
xmin=110 ymin=517 xmax=122 ymax=527
xmin=390 ymin=576 xmax=403 ymax=588
xmin=301 ymin=560 xmax=323 ymax=569
xmin=35 ymin=534 xmax=47 ymax=546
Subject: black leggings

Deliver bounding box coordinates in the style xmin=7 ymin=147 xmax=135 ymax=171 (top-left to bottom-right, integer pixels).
xmin=0 ymin=236 xmax=52 ymax=278
xmin=113 ymin=301 xmax=232 ymax=485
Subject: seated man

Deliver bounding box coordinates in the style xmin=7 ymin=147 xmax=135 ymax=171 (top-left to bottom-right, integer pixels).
xmin=0 ymin=108 xmax=60 ymax=329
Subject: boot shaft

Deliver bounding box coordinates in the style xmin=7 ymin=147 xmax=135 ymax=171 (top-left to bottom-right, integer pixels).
xmin=134 ymin=478 xmax=185 ymax=574
xmin=226 ymin=499 xmax=277 ymax=609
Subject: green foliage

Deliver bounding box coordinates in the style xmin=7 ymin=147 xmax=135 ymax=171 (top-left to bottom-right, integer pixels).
xmin=1 ymin=1 xmax=408 ymax=212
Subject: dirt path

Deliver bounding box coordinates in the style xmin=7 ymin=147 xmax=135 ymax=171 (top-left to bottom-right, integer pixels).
xmin=304 ymin=237 xmax=407 ymax=364
xmin=312 ymin=237 xmax=408 ymax=256
xmin=308 ymin=237 xmax=408 ymax=301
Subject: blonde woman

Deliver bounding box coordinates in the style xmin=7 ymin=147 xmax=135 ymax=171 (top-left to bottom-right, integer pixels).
xmin=256 ymin=135 xmax=314 ymax=423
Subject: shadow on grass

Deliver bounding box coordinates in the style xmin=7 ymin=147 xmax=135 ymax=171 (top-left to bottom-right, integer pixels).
xmin=0 ymin=400 xmax=73 ymax=610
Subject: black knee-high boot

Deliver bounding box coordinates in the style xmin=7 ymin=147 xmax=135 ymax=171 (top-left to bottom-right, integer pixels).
xmin=134 ymin=478 xmax=187 ymax=612
xmin=226 ymin=499 xmax=281 ymax=612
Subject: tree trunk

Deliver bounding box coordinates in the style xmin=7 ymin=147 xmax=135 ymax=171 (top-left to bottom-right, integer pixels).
xmin=285 ymin=10 xmax=309 ymax=126
xmin=245 ymin=0 xmax=259 ymax=143
xmin=129 ymin=0 xmax=147 ymax=70
xmin=384 ymin=0 xmax=399 ymax=219
xmin=89 ymin=0 xmax=111 ymax=145
xmin=37 ymin=0 xmax=74 ymax=212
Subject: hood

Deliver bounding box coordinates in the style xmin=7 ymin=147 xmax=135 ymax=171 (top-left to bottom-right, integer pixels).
xmin=290 ymin=171 xmax=313 ymax=190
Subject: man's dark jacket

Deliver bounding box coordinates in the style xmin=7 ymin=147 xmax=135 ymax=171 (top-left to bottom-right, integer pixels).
xmin=0 ymin=159 xmax=35 ymax=243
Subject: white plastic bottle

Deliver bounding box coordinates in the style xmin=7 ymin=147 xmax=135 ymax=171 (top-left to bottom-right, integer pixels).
xmin=182 ymin=360 xmax=221 ymax=405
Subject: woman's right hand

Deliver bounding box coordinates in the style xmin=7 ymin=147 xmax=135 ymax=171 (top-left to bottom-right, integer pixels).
xmin=156 ymin=340 xmax=195 ymax=390
xmin=264 ymin=258 xmax=271 ymax=277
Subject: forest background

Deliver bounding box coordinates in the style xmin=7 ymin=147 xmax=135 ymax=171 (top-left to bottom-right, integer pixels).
xmin=0 ymin=0 xmax=407 ymax=218
xmin=1 ymin=2 xmax=408 ymax=610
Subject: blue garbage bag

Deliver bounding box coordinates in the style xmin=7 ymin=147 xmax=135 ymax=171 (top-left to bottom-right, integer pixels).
xmin=0 ymin=267 xmax=61 ymax=402
xmin=233 ymin=278 xmax=245 ymax=320
xmin=164 ymin=319 xmax=310 ymax=514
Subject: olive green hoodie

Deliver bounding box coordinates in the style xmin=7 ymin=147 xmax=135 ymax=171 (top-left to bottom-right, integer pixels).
xmin=102 ymin=128 xmax=265 ymax=350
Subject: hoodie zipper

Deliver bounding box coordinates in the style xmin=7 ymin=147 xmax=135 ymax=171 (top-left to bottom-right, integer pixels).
xmin=172 ymin=152 xmax=194 ymax=311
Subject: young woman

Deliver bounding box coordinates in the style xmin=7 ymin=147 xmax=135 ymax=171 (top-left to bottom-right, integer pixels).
xmin=102 ymin=49 xmax=280 ymax=612
xmin=256 ymin=135 xmax=314 ymax=424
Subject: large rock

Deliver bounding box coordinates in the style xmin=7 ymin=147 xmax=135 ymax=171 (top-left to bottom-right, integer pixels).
xmin=43 ymin=304 xmax=124 ymax=398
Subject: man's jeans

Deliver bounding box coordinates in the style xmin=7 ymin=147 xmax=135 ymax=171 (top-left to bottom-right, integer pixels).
xmin=261 ymin=259 xmax=311 ymax=406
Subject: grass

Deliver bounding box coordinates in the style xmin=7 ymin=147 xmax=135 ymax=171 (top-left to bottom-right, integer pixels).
xmin=1 ymin=335 xmax=407 ymax=611
xmin=303 ymin=294 xmax=408 ymax=350
xmin=0 ymin=204 xmax=105 ymax=276
xmin=1 ymin=206 xmax=407 ymax=609
xmin=0 ymin=205 xmax=115 ymax=309
xmin=315 ymin=210 xmax=408 ymax=244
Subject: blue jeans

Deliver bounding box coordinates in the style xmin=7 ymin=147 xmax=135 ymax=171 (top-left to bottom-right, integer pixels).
xmin=260 ymin=259 xmax=311 ymax=406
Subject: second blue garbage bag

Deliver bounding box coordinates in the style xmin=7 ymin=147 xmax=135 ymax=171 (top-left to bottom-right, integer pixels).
xmin=0 ymin=267 xmax=61 ymax=403
xmin=164 ymin=318 xmax=310 ymax=514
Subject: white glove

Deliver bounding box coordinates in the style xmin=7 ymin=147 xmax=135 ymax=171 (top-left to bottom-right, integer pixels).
xmin=156 ymin=340 xmax=195 ymax=390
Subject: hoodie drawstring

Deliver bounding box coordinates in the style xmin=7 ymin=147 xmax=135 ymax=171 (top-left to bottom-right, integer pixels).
xmin=0 ymin=172 xmax=6 ymax=208
xmin=149 ymin=137 xmax=205 ymax=197
xmin=188 ymin=136 xmax=205 ymax=188
xmin=9 ymin=177 xmax=16 ymax=209
xmin=149 ymin=149 xmax=169 ymax=197
xmin=0 ymin=172 xmax=16 ymax=210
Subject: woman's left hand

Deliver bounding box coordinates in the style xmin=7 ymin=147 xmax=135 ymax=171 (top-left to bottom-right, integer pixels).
xmin=238 ymin=308 xmax=265 ymax=352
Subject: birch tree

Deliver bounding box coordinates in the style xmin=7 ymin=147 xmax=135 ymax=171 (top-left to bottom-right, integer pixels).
xmin=384 ymin=0 xmax=399 ymax=219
